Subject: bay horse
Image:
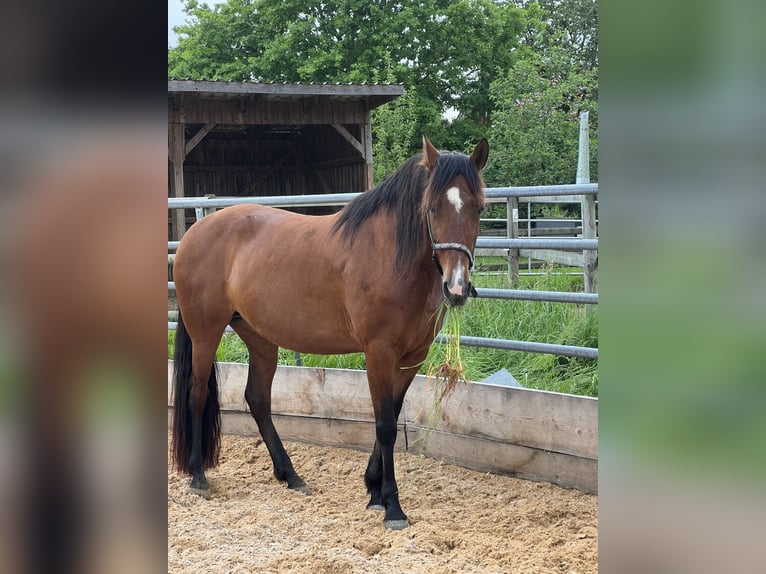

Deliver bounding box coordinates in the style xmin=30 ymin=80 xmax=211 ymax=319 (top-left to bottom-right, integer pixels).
xmin=172 ymin=136 xmax=488 ymax=529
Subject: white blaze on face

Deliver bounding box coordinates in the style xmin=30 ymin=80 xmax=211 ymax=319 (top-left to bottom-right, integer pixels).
xmin=446 ymin=186 xmax=463 ymax=213
xmin=448 ymin=258 xmax=466 ymax=296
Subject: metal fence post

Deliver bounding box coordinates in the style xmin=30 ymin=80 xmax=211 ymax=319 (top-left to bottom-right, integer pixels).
xmin=577 ymin=112 xmax=598 ymax=298
xmin=507 ymin=197 xmax=520 ymax=286
xmin=203 ymin=194 xmax=218 ymax=218
xmin=196 ymin=194 xmax=218 ymax=221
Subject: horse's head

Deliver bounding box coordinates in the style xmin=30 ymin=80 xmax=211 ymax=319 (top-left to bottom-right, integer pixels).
xmin=421 ymin=136 xmax=488 ymax=307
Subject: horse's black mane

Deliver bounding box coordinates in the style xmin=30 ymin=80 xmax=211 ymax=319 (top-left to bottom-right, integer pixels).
xmin=330 ymin=150 xmax=484 ymax=271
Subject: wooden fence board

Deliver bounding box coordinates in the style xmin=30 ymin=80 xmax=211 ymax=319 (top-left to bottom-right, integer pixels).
xmin=168 ymin=409 xmax=596 ymax=492
xmin=519 ymin=249 xmax=584 ymax=267
xmin=218 ymin=411 xmax=373 ymax=447
xmin=167 ymin=362 xmax=598 ymax=492
xmin=402 ymin=377 xmax=597 ymax=460
xmin=216 ymin=411 xmax=407 ymax=453
xmin=406 ymin=426 xmax=597 ymax=493
xmin=173 ymin=363 xmax=596 ymax=459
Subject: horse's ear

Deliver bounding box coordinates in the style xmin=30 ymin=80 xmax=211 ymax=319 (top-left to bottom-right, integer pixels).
xmin=420 ymin=135 xmax=439 ymax=169
xmin=470 ymin=138 xmax=489 ymax=171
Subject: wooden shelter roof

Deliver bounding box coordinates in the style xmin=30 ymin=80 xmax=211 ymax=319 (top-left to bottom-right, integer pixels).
xmin=168 ymin=80 xmax=404 ymax=108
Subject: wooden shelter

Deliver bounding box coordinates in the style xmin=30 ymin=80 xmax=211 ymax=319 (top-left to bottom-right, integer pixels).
xmin=168 ymin=80 xmax=403 ymax=240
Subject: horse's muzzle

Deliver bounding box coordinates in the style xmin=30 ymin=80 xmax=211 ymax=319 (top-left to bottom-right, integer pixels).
xmin=443 ymin=279 xmax=473 ymax=307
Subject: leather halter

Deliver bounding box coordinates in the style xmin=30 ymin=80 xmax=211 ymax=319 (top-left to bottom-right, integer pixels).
xmin=426 ymin=210 xmax=476 ymax=274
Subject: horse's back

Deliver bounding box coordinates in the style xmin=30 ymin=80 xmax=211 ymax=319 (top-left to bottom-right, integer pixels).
xmin=174 ymin=204 xmax=360 ymax=352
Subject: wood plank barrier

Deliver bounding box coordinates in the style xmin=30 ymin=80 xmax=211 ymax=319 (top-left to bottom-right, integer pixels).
xmin=167 ymin=362 xmax=598 ymax=493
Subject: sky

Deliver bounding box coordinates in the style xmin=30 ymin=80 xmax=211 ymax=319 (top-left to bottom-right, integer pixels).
xmin=168 ymin=0 xmax=186 ymax=47
xmin=169 ymin=0 xmax=225 ymax=47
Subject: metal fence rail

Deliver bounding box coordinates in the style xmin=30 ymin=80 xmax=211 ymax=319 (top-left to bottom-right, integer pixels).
xmin=166 ymin=321 xmax=598 ymax=360
xmin=168 ymin=283 xmax=598 ymax=306
xmin=168 ymin=283 xmax=599 ymax=360
xmin=475 ymin=238 xmax=597 ymax=250
xmin=170 ymin=238 xmax=597 ymax=252
xmin=474 ymin=288 xmax=597 ymax=305
xmin=167 ymin=183 xmax=598 ymax=361
xmin=165 ymin=183 xmax=598 ymax=211
xmin=435 ymin=335 xmax=598 ymax=360
xmin=484 ymin=183 xmax=598 ymax=199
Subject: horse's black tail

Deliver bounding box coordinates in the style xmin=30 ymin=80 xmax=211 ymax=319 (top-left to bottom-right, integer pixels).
xmin=171 ymin=310 xmax=221 ymax=474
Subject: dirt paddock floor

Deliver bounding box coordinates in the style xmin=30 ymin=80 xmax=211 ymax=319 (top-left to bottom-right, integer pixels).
xmin=168 ymin=434 xmax=598 ymax=573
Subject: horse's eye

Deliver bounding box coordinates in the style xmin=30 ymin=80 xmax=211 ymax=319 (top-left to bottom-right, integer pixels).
xmin=429 ymin=206 xmax=437 ymax=214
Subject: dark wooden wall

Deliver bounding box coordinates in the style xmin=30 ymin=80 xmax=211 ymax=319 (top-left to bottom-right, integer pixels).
xmin=168 ymin=94 xmax=370 ymax=126
xmin=182 ymin=124 xmax=365 ymax=200
xmin=168 ymin=86 xmax=392 ymax=239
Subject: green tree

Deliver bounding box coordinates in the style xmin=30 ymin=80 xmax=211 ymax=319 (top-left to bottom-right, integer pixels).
xmin=486 ymin=48 xmax=597 ymax=186
xmin=169 ymin=0 xmax=527 ymax=173
xmin=170 ymin=1 xmax=524 ymax=108
xmin=484 ymin=0 xmax=598 ymax=187
xmin=535 ymin=0 xmax=598 ymax=69
xmin=370 ymin=85 xmax=447 ymax=183
xmin=169 ymin=0 xmax=598 ymax=186
xmin=168 ymin=0 xmax=261 ymax=81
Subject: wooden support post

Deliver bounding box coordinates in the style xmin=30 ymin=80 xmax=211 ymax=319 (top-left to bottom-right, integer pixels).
xmin=295 ymin=143 xmax=306 ymax=195
xmin=169 ymin=121 xmax=186 ymax=241
xmin=185 ymin=123 xmax=216 ymax=157
xmin=507 ymin=197 xmax=520 ymax=287
xmin=331 ymin=123 xmax=364 ymax=155
xmin=332 ymin=121 xmax=373 ymax=190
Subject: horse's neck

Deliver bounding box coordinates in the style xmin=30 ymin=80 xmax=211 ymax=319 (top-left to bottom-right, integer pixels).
xmin=349 ymin=208 xmax=443 ymax=311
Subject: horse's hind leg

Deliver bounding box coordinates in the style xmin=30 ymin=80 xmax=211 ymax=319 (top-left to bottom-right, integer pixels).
xmin=231 ymin=320 xmax=309 ymax=494
xmin=187 ymin=337 xmax=223 ymax=494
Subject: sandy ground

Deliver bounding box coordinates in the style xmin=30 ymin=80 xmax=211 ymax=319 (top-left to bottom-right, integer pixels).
xmin=168 ymin=434 xmax=597 ymax=573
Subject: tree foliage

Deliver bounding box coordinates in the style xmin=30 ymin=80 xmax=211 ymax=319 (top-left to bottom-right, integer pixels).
xmin=485 ymin=0 xmax=598 ymax=186
xmin=169 ymin=0 xmax=598 ymax=185
xmin=486 ymin=47 xmax=598 ymax=186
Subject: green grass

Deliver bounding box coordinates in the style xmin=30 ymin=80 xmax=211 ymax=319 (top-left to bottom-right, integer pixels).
xmin=168 ymin=262 xmax=598 ymax=396
xmin=427 ymin=267 xmax=598 ymax=396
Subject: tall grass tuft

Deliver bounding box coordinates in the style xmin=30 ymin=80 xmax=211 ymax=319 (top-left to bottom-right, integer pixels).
xmin=411 ymin=303 xmax=471 ymax=454
xmin=424 ymin=302 xmax=467 ymax=401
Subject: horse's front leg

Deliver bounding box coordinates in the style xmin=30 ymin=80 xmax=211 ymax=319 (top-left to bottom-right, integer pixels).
xmin=365 ymin=389 xmax=408 ymax=512
xmin=372 ymin=402 xmax=408 ymax=530
xmin=364 ymin=441 xmax=384 ymax=510
xmin=365 ymin=345 xmax=412 ymax=530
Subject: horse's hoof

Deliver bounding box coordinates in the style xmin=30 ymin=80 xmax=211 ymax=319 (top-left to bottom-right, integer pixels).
xmin=189 ymin=475 xmax=210 ymax=497
xmin=290 ymin=484 xmax=312 ymax=496
xmin=366 ymin=504 xmax=385 ymax=512
xmin=384 ymin=519 xmax=409 ymax=530
xmin=189 ymin=486 xmax=212 ymax=499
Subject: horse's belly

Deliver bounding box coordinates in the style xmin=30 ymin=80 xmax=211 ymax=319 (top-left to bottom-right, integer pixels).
xmin=257 ymin=318 xmax=360 ymax=355
xmin=236 ymin=293 xmax=361 ymax=355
